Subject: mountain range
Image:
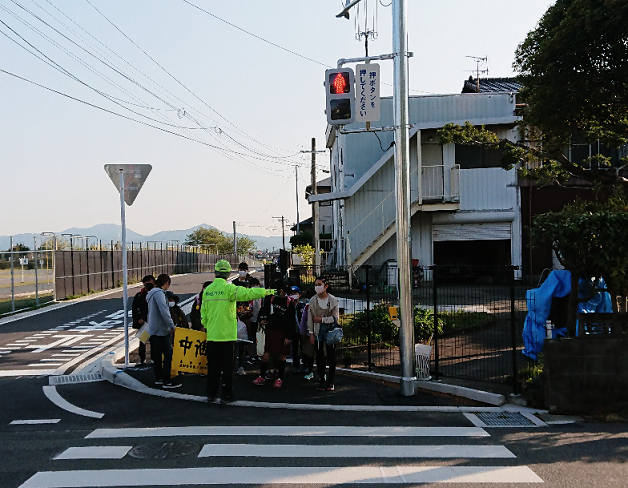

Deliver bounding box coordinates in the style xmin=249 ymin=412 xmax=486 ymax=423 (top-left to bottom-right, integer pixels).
xmin=0 ymin=224 xmax=284 ymax=251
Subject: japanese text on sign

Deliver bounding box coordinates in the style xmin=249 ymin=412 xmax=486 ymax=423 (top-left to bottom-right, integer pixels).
xmin=355 ymin=63 xmax=380 ymax=123
xmin=171 ymin=327 xmax=207 ymax=377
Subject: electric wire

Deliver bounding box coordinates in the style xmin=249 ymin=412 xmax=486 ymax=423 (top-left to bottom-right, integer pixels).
xmin=85 ymin=0 xmax=301 ymax=158
xmin=0 ymin=67 xmax=293 ymax=177
xmin=0 ymin=4 xmax=299 ymax=173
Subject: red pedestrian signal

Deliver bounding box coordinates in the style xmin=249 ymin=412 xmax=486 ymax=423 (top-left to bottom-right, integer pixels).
xmin=330 ymin=72 xmax=350 ymax=94
xmin=325 ymin=68 xmax=355 ymax=126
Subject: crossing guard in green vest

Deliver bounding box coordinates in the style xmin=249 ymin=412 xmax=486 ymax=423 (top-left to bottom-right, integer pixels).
xmin=201 ymin=260 xmax=274 ymax=403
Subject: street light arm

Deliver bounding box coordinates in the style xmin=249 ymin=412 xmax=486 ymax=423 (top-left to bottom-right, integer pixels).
xmin=336 ymin=0 xmax=364 ymax=19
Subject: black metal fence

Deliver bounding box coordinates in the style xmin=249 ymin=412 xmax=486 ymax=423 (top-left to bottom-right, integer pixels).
xmin=54 ymin=250 xmax=244 ymax=300
xmin=290 ymin=264 xmax=532 ymax=394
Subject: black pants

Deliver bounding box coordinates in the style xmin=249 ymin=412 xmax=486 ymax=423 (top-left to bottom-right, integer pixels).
xmin=291 ymin=331 xmax=302 ymax=367
xmin=149 ymin=334 xmax=172 ymax=383
xmin=206 ymin=341 xmax=235 ymax=399
xmin=316 ymin=340 xmax=336 ymax=384
xmin=138 ymin=341 xmax=146 ymax=363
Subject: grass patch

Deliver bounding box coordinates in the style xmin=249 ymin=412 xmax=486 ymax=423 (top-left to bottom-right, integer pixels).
xmin=0 ymin=294 xmax=54 ymax=316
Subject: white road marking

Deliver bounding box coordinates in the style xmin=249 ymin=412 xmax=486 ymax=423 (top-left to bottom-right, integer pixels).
xmin=18 ymin=466 xmax=543 ymax=486
xmin=52 ymin=353 xmax=80 ymax=357
xmin=69 ymin=346 xmax=95 ymax=349
xmin=52 ymin=331 xmax=127 ymax=375
xmin=87 ymin=426 xmax=490 ymax=439
xmin=6 ymin=343 xmax=25 ymax=346
xmin=39 ymin=359 xmax=71 ymax=363
xmin=0 ymin=350 xmax=12 ymax=354
xmin=29 ymin=363 xmax=64 ymax=367
xmin=0 ymin=369 xmax=56 ymax=377
xmin=26 ymin=335 xmax=91 ymax=353
xmin=199 ymin=444 xmax=516 ymax=459
xmin=1 ymin=346 xmax=23 ymax=349
xmin=42 ymin=386 xmax=104 ymax=419
xmin=54 ymin=446 xmax=132 ymax=460
xmin=10 ymin=419 xmax=60 ymax=425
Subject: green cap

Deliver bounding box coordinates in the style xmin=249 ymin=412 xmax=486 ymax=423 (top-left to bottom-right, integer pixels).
xmin=215 ymin=260 xmax=232 ymax=273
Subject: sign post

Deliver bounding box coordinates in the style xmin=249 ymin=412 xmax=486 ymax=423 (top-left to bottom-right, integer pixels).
xmin=104 ymin=164 xmax=152 ymax=367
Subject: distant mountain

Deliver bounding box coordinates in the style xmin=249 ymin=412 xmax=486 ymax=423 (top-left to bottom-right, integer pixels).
xmin=0 ymin=224 xmax=284 ymax=251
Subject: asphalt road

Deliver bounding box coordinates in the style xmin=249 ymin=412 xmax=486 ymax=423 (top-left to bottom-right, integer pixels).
xmin=0 ymin=271 xmax=626 ymax=487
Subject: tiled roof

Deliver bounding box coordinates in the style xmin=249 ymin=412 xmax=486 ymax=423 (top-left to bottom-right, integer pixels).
xmin=462 ymin=76 xmax=522 ymax=94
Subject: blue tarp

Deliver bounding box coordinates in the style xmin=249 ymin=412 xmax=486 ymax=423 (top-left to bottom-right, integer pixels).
xmin=522 ymin=270 xmax=612 ymax=360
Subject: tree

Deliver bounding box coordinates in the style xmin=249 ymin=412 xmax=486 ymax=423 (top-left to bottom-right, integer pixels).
xmin=184 ymin=227 xmax=256 ymax=255
xmin=437 ymin=0 xmax=628 ymax=336
xmin=440 ymin=0 xmax=628 ymax=189
xmin=531 ymin=194 xmax=628 ymax=334
xmin=292 ymin=244 xmax=315 ymax=266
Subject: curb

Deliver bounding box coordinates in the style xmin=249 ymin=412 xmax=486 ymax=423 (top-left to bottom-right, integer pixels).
xmin=336 ymin=367 xmax=506 ymax=407
xmin=99 ymin=353 xmax=511 ymax=412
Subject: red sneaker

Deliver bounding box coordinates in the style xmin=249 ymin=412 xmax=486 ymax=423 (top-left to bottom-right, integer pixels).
xmin=252 ymin=376 xmax=266 ymax=386
xmin=273 ymin=378 xmax=283 ymax=389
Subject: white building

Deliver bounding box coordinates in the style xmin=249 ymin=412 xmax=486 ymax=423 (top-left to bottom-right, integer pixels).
xmin=309 ymin=88 xmax=522 ymax=275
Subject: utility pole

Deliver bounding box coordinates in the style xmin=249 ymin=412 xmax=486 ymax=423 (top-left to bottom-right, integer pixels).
xmin=273 ymin=216 xmax=286 ymax=249
xmin=393 ymin=0 xmax=415 ymax=396
xmin=233 ymin=221 xmax=237 ymax=256
xmin=295 ymin=165 xmax=300 ymax=234
xmin=311 ymin=138 xmax=321 ymax=271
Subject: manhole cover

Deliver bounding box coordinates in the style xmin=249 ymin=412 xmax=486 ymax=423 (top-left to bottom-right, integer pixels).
xmin=128 ymin=442 xmax=200 ymax=459
xmin=475 ymin=412 xmax=536 ymax=427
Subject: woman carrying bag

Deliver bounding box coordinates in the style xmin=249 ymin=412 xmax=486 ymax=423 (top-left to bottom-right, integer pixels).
xmin=307 ymin=277 xmax=340 ymax=391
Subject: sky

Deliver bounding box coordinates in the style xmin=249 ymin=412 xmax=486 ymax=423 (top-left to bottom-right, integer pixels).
xmin=1 ymin=0 xmax=554 ymax=238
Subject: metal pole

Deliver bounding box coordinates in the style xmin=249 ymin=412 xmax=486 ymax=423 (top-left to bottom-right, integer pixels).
xmin=510 ymin=266 xmax=518 ymax=395
xmin=366 ymin=265 xmax=372 ymax=372
xmin=119 ymin=169 xmax=130 ymax=367
xmin=433 ymin=267 xmax=439 ymax=380
xmin=393 ymin=0 xmax=415 ymax=396
xmin=233 ymin=221 xmax=237 ymax=256
xmin=312 ymin=138 xmax=321 ymax=273
xmin=295 ymin=165 xmax=300 ymax=234
xmin=34 ymin=236 xmax=39 ymax=307
xmin=10 ymin=236 xmax=15 ymax=312
xmin=282 ymin=216 xmax=285 ymax=250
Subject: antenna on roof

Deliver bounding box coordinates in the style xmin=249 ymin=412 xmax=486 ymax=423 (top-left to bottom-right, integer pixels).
xmin=465 ymin=55 xmax=489 ymax=93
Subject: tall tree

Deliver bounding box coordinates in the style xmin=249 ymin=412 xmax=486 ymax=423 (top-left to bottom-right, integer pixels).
xmin=184 ymin=227 xmax=256 ymax=255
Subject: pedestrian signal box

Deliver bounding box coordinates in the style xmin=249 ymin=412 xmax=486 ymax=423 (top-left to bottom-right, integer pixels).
xmin=325 ymin=68 xmax=355 ymax=126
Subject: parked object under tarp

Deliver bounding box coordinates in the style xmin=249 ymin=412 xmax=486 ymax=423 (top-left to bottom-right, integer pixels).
xmin=522 ymin=270 xmax=612 ymax=360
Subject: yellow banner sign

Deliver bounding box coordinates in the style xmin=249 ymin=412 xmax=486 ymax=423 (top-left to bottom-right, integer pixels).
xmin=171 ymin=327 xmax=207 ymax=377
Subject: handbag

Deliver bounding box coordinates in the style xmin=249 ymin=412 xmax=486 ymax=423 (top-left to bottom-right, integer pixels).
xmin=325 ymin=319 xmax=343 ymax=345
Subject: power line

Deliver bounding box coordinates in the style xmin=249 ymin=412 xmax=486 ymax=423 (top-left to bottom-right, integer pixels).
xmin=0 ymin=67 xmax=293 ymax=177
xmin=181 ymin=0 xmax=330 ymax=68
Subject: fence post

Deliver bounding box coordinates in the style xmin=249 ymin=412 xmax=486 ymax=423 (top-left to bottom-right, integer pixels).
xmin=510 ymin=265 xmax=518 ymax=395
xmin=10 ymin=236 xmax=15 ymax=312
xmin=110 ymin=241 xmax=115 ymax=288
xmin=365 ymin=265 xmax=372 ymax=372
xmin=34 ymin=237 xmax=39 ymax=307
xmin=432 ymin=266 xmax=439 ymax=380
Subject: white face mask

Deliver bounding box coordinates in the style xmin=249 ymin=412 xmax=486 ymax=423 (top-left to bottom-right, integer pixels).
xmin=239 ymin=270 xmax=247 ymax=278
xmin=168 ymin=302 xmax=175 ymax=308
xmin=315 ymin=285 xmax=325 ymax=295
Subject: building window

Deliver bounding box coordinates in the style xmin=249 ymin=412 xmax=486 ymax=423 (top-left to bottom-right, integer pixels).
xmin=455 ymin=145 xmax=505 ymax=169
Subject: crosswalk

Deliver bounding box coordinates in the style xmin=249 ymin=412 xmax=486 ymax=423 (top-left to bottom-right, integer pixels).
xmin=18 ymin=425 xmax=543 ymax=486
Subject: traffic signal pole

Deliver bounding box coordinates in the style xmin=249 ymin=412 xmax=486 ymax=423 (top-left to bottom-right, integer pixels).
xmin=392 ymin=0 xmax=415 ymax=396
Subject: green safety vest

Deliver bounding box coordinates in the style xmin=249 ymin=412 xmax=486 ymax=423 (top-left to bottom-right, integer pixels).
xmin=201 ymin=278 xmax=269 ymax=342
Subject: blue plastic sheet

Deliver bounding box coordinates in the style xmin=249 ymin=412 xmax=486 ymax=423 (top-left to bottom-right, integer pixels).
xmin=522 ymin=270 xmax=612 ymax=360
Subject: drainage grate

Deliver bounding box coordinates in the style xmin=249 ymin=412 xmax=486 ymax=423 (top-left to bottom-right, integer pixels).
xmin=128 ymin=442 xmax=200 ymax=460
xmin=475 ymin=412 xmax=537 ymax=427
xmin=49 ymin=373 xmax=102 ymax=385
